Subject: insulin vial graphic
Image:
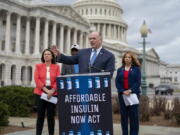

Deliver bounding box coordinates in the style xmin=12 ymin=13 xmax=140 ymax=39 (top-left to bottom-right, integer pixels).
xmin=95 ymin=77 xmax=100 ymax=88
xmin=77 ymin=131 xmax=81 ymax=135
xmin=105 ymin=131 xmax=110 ymax=135
xmin=97 ymin=130 xmax=102 ymax=135
xmin=104 ymin=78 xmax=108 ymax=88
xmin=60 ymin=80 xmax=64 ymax=89
xmin=66 ymin=78 xmax=72 ymax=90
xmin=88 ymin=78 xmax=92 ymax=88
xmin=89 ymin=131 xmax=94 ymax=135
xmin=68 ymin=130 xmax=74 ymax=135
xmin=75 ymin=79 xmax=80 ymax=89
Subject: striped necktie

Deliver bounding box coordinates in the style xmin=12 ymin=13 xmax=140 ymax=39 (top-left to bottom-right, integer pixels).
xmin=90 ymin=49 xmax=97 ymax=65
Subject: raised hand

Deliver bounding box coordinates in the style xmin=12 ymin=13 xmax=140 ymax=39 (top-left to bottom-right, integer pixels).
xmin=50 ymin=45 xmax=60 ymax=56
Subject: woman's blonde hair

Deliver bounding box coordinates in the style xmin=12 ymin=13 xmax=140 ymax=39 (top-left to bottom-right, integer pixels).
xmin=122 ymin=51 xmax=141 ymax=67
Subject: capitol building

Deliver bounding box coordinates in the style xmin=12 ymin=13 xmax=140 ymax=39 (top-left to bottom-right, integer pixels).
xmin=0 ymin=0 xmax=179 ymax=88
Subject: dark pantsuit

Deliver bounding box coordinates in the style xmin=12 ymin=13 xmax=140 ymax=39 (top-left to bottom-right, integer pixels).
xmin=36 ymin=95 xmax=56 ymax=135
xmin=118 ymin=93 xmax=139 ymax=135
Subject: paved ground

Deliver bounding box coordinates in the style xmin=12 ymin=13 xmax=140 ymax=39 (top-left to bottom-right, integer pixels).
xmin=4 ymin=117 xmax=180 ymax=135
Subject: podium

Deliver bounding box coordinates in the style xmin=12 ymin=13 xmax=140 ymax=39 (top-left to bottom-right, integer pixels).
xmin=56 ymin=72 xmax=113 ymax=135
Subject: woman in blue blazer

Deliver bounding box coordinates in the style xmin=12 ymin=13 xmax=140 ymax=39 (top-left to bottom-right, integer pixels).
xmin=115 ymin=51 xmax=141 ymax=135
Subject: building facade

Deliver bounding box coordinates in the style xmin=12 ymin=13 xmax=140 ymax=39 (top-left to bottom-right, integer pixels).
xmin=0 ymin=0 xmax=162 ymax=89
xmin=0 ymin=0 xmax=90 ymax=86
xmin=73 ymin=0 xmax=161 ymax=88
xmin=166 ymin=64 xmax=180 ymax=88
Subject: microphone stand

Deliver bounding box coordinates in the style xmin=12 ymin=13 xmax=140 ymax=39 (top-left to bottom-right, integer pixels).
xmin=89 ymin=64 xmax=105 ymax=72
xmin=88 ymin=63 xmax=92 ymax=73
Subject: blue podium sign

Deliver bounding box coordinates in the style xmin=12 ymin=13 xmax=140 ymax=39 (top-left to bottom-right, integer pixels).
xmin=57 ymin=72 xmax=113 ymax=135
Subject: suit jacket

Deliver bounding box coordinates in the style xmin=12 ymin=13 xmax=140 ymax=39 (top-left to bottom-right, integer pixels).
xmin=34 ymin=63 xmax=60 ymax=95
xmin=57 ymin=48 xmax=115 ymax=77
xmin=115 ymin=66 xmax=141 ymax=94
xmin=61 ymin=64 xmax=74 ymax=75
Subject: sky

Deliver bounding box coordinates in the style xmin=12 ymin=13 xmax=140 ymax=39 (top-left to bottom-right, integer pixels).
xmin=47 ymin=0 xmax=180 ymax=64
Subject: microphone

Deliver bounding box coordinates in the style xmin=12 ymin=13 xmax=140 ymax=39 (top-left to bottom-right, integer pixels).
xmin=88 ymin=62 xmax=105 ymax=73
xmin=91 ymin=65 xmax=105 ymax=72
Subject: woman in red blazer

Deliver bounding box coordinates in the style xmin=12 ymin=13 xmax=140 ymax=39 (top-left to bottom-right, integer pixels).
xmin=34 ymin=48 xmax=60 ymax=135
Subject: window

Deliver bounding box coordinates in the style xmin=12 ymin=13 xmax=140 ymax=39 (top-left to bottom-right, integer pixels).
xmin=12 ymin=42 xmax=15 ymax=52
xmin=22 ymin=25 xmax=25 ymax=29
xmin=82 ymin=9 xmax=84 ymax=15
xmin=100 ymin=8 xmax=102 ymax=15
xmin=1 ymin=40 xmax=5 ymax=50
xmin=174 ymin=77 xmax=178 ymax=82
xmin=2 ymin=20 xmax=6 ymax=25
xmin=13 ymin=22 xmax=16 ymax=26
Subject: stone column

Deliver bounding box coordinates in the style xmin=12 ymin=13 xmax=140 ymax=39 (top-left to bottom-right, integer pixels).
xmin=108 ymin=24 xmax=111 ymax=39
xmin=119 ymin=26 xmax=122 ymax=40
xmin=124 ymin=28 xmax=127 ymax=41
xmin=73 ymin=29 xmax=77 ymax=44
xmin=97 ymin=23 xmax=100 ymax=33
xmin=121 ymin=27 xmax=124 ymax=41
xmin=43 ymin=19 xmax=49 ymax=50
xmin=4 ymin=64 xmax=11 ymax=86
xmin=113 ymin=25 xmax=116 ymax=40
xmin=59 ymin=24 xmax=64 ymax=52
xmin=16 ymin=65 xmax=21 ymax=85
xmin=79 ymin=31 xmax=83 ymax=48
xmin=25 ymin=18 xmax=30 ymax=55
xmin=120 ymin=26 xmax=122 ymax=40
xmin=85 ymin=32 xmax=89 ymax=48
xmin=66 ymin=27 xmax=71 ymax=54
xmin=110 ymin=24 xmax=113 ymax=39
xmin=5 ymin=11 xmax=11 ymax=53
xmin=15 ymin=15 xmax=21 ymax=54
xmin=34 ymin=17 xmax=40 ymax=55
xmin=52 ymin=21 xmax=57 ymax=45
xmin=102 ymin=23 xmax=106 ymax=38
xmin=118 ymin=26 xmax=121 ymax=40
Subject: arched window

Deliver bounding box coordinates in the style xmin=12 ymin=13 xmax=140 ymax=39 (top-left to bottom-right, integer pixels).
xmin=21 ymin=66 xmax=26 ymax=85
xmin=82 ymin=9 xmax=84 ymax=15
xmin=0 ymin=63 xmax=5 ymax=86
xmin=109 ymin=9 xmax=111 ymax=16
xmin=27 ymin=66 xmax=32 ymax=83
xmin=11 ymin=65 xmax=16 ymax=85
xmin=95 ymin=8 xmax=97 ymax=14
xmin=100 ymin=8 xmax=102 ymax=15
xmin=90 ymin=8 xmax=92 ymax=14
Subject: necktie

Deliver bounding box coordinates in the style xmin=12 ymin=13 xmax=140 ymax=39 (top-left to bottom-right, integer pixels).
xmin=90 ymin=49 xmax=97 ymax=65
xmin=74 ymin=64 xmax=79 ymax=73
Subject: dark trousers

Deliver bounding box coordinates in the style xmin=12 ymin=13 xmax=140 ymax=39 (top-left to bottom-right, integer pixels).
xmin=118 ymin=93 xmax=139 ymax=135
xmin=36 ymin=95 xmax=56 ymax=135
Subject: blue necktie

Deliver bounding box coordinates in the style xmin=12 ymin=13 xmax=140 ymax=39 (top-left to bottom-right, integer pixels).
xmin=90 ymin=49 xmax=97 ymax=65
xmin=74 ymin=64 xmax=79 ymax=73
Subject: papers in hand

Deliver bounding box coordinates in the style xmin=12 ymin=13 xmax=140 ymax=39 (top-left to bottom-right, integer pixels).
xmin=40 ymin=93 xmax=57 ymax=104
xmin=122 ymin=93 xmax=139 ymax=106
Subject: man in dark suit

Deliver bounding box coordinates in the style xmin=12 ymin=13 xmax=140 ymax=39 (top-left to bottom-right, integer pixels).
xmin=52 ymin=31 xmax=115 ymax=77
xmin=61 ymin=44 xmax=79 ymax=75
